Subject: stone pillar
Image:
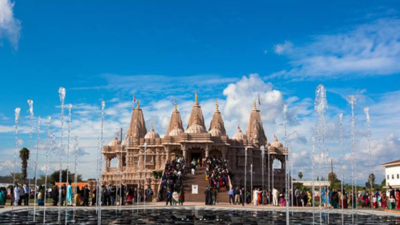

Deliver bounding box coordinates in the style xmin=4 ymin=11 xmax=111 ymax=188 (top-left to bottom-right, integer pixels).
xmin=205 ymin=145 xmax=209 ymax=158
xmin=165 ymin=147 xmax=170 ymax=163
xmin=221 ymin=147 xmax=227 ymax=160
xmin=182 ymin=145 xmax=188 ymax=167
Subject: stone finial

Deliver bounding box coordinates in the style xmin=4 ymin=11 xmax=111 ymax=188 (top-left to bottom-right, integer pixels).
xmin=195 ymin=91 xmax=198 ymax=104
xmin=215 ymin=99 xmax=219 ymax=111
xmin=253 ymin=101 xmax=256 ymax=108
xmin=174 ymin=98 xmax=177 ymax=111
xmin=137 ymin=100 xmax=140 ymax=108
xmin=151 ymin=122 xmax=154 ymax=131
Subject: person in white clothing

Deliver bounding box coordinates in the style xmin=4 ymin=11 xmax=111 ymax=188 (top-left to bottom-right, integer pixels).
xmin=253 ymin=188 xmax=261 ymax=206
xmin=14 ymin=184 xmax=20 ymax=206
xmin=272 ymin=188 xmax=279 ymax=206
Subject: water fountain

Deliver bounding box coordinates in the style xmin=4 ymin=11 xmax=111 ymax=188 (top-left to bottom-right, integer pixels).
xmin=73 ymin=136 xmax=79 ymax=222
xmin=65 ymin=104 xmax=72 ymax=224
xmin=58 ymin=87 xmax=66 ymax=222
xmin=267 ymin=145 xmax=271 ymax=205
xmin=12 ymin=107 xmax=21 ymax=213
xmin=261 ymin=146 xmax=265 ymax=196
xmin=244 ymin=147 xmax=247 ymax=198
xmin=43 ymin=116 xmax=51 ymax=224
xmin=348 ymin=95 xmax=356 ymax=213
xmin=311 ymin=136 xmax=315 ymax=224
xmin=97 ymin=101 xmax=105 ymax=225
xmin=143 ymin=142 xmax=147 ymax=211
xmin=364 ymin=106 xmax=372 ymax=208
xmin=283 ymin=103 xmax=289 ymax=224
xmin=315 ymin=84 xmax=327 ymax=223
xmin=33 ymin=116 xmax=41 ymax=221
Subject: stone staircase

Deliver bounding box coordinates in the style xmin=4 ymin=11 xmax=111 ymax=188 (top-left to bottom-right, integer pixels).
xmin=182 ymin=167 xmax=230 ymax=203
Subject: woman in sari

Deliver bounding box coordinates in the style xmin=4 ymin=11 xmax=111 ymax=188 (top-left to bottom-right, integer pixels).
xmin=396 ymin=190 xmax=400 ymax=209
xmin=321 ymin=188 xmax=327 ymax=207
xmin=179 ymin=190 xmax=185 ymax=205
xmin=257 ymin=189 xmax=262 ymax=205
xmin=74 ymin=186 xmax=81 ymax=206
xmin=381 ymin=192 xmax=387 ymax=208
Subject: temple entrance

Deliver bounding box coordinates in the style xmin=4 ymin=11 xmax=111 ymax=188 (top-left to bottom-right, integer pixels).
xmin=190 ymin=152 xmax=202 ymax=164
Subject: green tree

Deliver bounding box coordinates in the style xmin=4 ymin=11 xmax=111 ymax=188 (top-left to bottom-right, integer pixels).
xmin=50 ymin=169 xmax=83 ymax=185
xmin=381 ymin=178 xmax=386 ymax=187
xmin=19 ymin=147 xmax=30 ymax=182
xmin=328 ymin=172 xmax=341 ymax=189
xmin=298 ymin=172 xmax=303 ymax=180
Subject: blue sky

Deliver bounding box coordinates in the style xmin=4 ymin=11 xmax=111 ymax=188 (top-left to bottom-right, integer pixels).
xmin=1 ymin=0 xmax=400 ymax=184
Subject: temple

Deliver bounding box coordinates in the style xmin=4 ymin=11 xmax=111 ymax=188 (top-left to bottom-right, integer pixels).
xmin=102 ymin=93 xmax=287 ymax=201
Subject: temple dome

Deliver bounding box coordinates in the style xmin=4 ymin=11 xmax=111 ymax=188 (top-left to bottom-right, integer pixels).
xmin=271 ymin=135 xmax=283 ymax=148
xmin=208 ymin=128 xmax=222 ymax=137
xmin=144 ymin=123 xmax=160 ymax=139
xmin=169 ymin=127 xmax=184 ymax=136
xmin=109 ymin=137 xmax=120 ymax=146
xmin=232 ymin=125 xmax=247 ymax=140
xmin=185 ymin=115 xmax=206 ymax=134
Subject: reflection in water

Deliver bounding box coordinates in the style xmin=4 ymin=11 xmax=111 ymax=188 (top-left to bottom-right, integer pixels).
xmin=0 ymin=208 xmax=397 ymax=224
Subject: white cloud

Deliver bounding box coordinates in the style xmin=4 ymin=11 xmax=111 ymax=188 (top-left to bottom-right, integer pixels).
xmin=271 ymin=18 xmax=400 ymax=79
xmin=273 ymin=41 xmax=293 ymax=55
xmin=0 ymin=0 xmax=21 ymax=49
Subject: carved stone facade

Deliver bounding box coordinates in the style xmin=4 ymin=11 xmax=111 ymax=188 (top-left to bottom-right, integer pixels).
xmin=102 ymin=94 xmax=287 ymax=197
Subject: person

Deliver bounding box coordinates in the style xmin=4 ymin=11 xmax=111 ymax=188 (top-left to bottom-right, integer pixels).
xmin=372 ymin=195 xmax=377 ymax=208
xmin=166 ymin=188 xmax=172 ymax=206
xmin=52 ymin=185 xmax=59 ymax=206
xmin=234 ymin=187 xmax=240 ymax=205
xmin=204 ymin=186 xmax=210 ymax=205
xmin=178 ymin=190 xmax=185 ymax=205
xmin=240 ymin=187 xmax=245 ymax=206
xmin=18 ymin=184 xmax=24 ymax=205
xmin=75 ymin=186 xmax=81 ymax=206
xmin=272 ymin=188 xmax=279 ymax=206
xmin=381 ymin=192 xmax=387 ymax=208
xmin=308 ymin=191 xmax=312 ymax=206
xmin=321 ymin=188 xmax=327 ymax=207
xmin=13 ymin=183 xmax=20 ymax=206
xmin=61 ymin=184 xmax=67 ymax=206
xmin=228 ymin=187 xmax=235 ymax=204
xmin=331 ymin=189 xmax=339 ymax=208
xmin=92 ymin=187 xmax=97 ymax=206
xmin=172 ymin=191 xmax=179 ymax=206
xmin=83 ymin=185 xmax=90 ymax=206
xmin=253 ymin=188 xmax=261 ymax=206
xmin=146 ymin=187 xmax=153 ymax=202
xmin=66 ymin=181 xmax=73 ymax=206
xmin=0 ymin=187 xmax=6 ymax=206
xmin=23 ymin=183 xmax=30 ymax=206
xmin=37 ymin=185 xmax=45 ymax=206
xmin=109 ymin=185 xmax=115 ymax=206
xmin=212 ymin=188 xmax=218 ymax=205
xmin=390 ymin=195 xmax=396 ymax=209
xmin=396 ymin=189 xmax=400 ymax=209
xmin=294 ymin=188 xmax=300 ymax=206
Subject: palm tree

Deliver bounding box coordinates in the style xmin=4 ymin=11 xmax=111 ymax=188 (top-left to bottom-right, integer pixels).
xmin=298 ymin=172 xmax=303 ymax=180
xmin=19 ymin=147 xmax=30 ymax=182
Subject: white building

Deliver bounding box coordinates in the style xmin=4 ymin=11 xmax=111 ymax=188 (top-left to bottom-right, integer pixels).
xmin=382 ymin=159 xmax=400 ymax=189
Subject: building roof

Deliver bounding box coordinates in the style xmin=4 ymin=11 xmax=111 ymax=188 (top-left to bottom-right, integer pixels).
xmin=381 ymin=159 xmax=400 ymax=167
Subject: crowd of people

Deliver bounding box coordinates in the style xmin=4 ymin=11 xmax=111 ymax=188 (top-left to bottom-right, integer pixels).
xmin=159 ymin=157 xmax=185 ymax=206
xmin=0 ymin=181 xmax=154 ymax=207
xmin=205 ymin=157 xmax=230 ymax=192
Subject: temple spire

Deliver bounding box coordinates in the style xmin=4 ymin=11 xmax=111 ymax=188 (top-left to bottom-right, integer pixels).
xmin=215 ymin=99 xmax=219 ymax=111
xmin=195 ymin=91 xmax=198 ymax=104
xmin=137 ymin=100 xmax=140 ymax=108
xmin=151 ymin=122 xmax=154 ymax=131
